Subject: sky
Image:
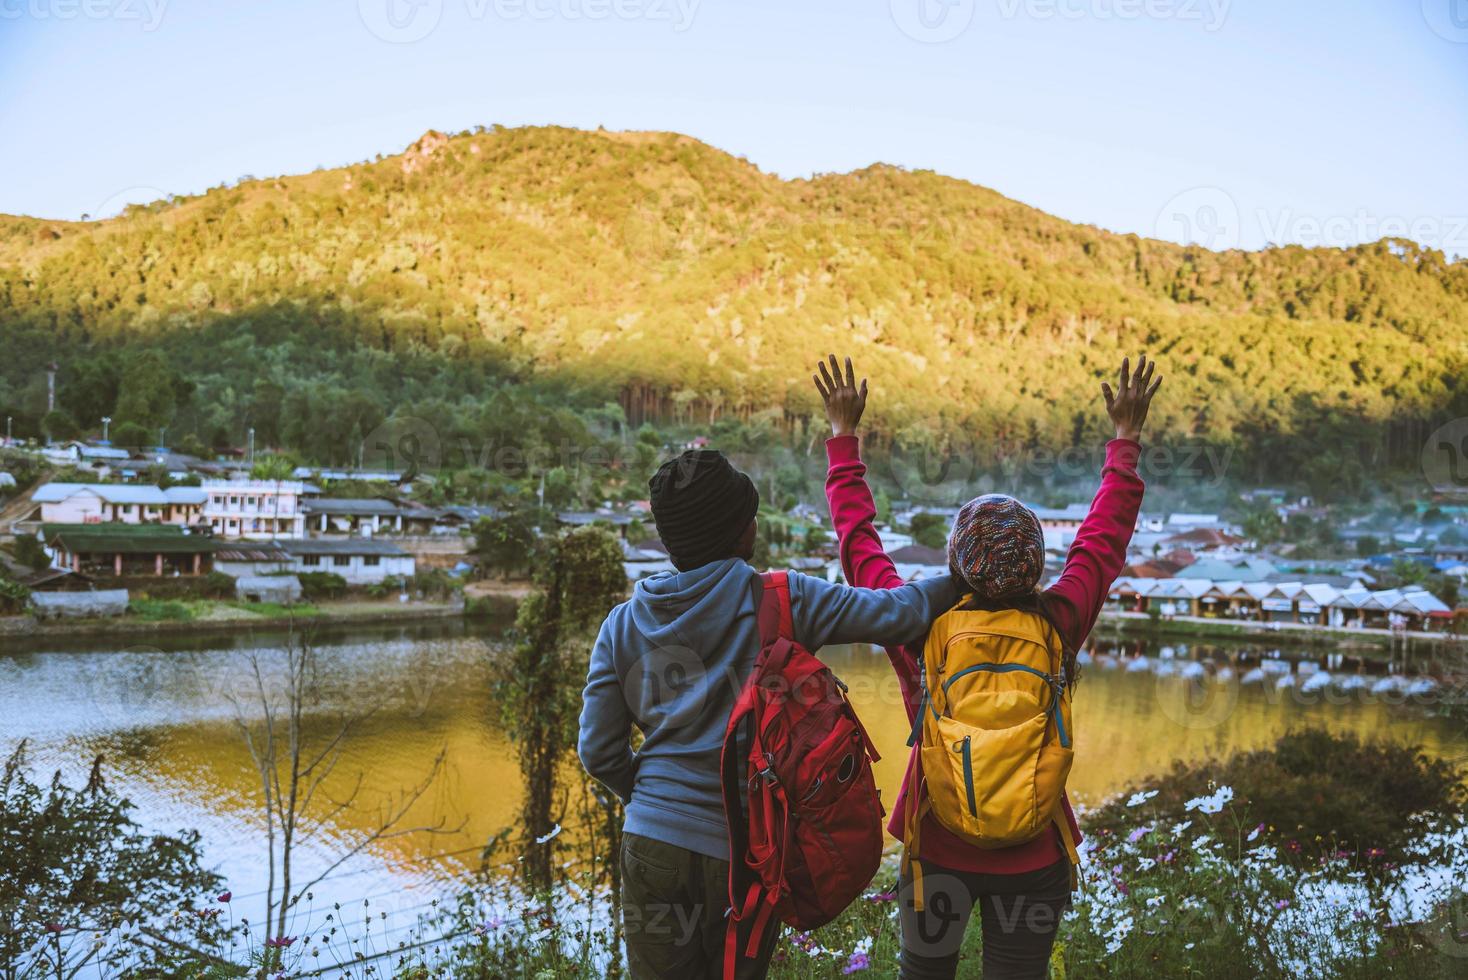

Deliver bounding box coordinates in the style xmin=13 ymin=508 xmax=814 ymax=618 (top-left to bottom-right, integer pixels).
xmin=1 ymin=0 xmax=1465 ymax=255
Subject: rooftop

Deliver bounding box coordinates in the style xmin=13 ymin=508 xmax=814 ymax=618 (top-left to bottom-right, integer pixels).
xmin=280 ymin=538 xmax=410 ymax=557
xmin=42 ymin=523 xmax=217 ymax=555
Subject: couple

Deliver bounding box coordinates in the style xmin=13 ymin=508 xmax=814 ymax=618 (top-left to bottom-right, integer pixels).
xmin=578 ymin=353 xmax=1161 ymax=979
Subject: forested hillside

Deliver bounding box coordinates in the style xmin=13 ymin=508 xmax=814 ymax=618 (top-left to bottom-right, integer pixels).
xmin=1 ymin=125 xmax=1465 ymax=497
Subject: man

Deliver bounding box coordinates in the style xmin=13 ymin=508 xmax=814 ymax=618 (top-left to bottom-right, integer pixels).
xmin=578 ymin=448 xmax=962 ymax=979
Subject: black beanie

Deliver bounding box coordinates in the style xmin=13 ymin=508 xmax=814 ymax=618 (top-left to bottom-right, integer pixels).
xmin=649 ymin=450 xmax=761 ymax=571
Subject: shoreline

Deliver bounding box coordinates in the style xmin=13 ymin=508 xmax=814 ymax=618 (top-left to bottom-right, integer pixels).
xmin=0 ymin=598 xmax=508 ymax=643
xmin=1094 ymin=610 xmax=1461 ymax=656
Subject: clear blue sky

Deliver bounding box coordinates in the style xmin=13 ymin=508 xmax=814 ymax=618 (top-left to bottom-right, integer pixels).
xmin=2 ymin=0 xmax=1465 ymax=254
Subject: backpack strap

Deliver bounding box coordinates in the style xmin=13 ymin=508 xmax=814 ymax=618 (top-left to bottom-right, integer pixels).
xmin=721 ymin=571 xmax=793 ymax=980
xmin=758 ymin=570 xmax=793 ymax=645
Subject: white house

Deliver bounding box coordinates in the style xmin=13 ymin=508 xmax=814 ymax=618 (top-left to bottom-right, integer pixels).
xmin=281 ymin=538 xmax=415 ymax=585
xmin=40 ymin=442 xmax=131 ymax=472
xmin=25 ymin=483 xmax=207 ymax=526
xmin=1032 ymin=503 xmax=1091 ymax=550
xmin=202 ymin=479 xmax=307 ymax=539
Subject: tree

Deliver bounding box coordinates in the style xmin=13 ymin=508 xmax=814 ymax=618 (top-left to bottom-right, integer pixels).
xmin=1355 ymin=534 xmax=1381 ymax=558
xmin=10 ymin=535 xmax=48 ymax=571
xmin=1 ymin=742 xmax=224 ymax=978
xmin=910 ymin=512 xmax=949 ymax=550
xmin=494 ymin=526 xmax=625 ymax=889
xmin=473 ymin=507 xmax=545 ymax=579
xmin=251 ymin=454 xmax=299 ymax=540
xmin=1241 ymin=506 xmax=1283 ymax=546
xmin=802 ymin=525 xmax=829 ymax=554
xmin=114 ymin=350 xmax=182 ymax=432
xmin=39 ymin=409 xmax=77 ymax=443
xmin=110 ymin=421 xmax=149 ymax=449
xmin=229 ymin=632 xmax=452 ymax=950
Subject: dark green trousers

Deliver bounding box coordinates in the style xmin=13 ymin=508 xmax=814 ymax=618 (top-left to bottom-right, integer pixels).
xmin=620 ymin=832 xmax=781 ymax=979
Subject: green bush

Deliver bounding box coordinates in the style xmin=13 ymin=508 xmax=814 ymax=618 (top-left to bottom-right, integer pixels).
xmin=1085 ymin=730 xmax=1465 ymax=864
xmin=10 ymin=534 xmax=49 ymax=571
xmin=297 ymin=571 xmax=348 ymax=600
xmin=0 ymin=576 xmax=30 ymax=615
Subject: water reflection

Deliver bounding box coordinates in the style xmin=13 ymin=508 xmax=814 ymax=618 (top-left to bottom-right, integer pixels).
xmin=2 ymin=621 xmax=1463 ymax=910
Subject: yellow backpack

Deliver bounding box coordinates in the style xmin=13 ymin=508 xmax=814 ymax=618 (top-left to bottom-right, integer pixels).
xmin=903 ymin=603 xmax=1080 ymax=910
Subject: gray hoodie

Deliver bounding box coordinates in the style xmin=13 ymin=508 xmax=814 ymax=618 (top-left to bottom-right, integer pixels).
xmin=577 ymin=557 xmax=961 ymax=861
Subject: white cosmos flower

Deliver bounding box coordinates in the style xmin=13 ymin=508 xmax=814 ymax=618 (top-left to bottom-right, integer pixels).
xmin=1184 ymin=786 xmax=1234 ymax=814
xmin=1127 ymin=790 xmax=1160 ymax=808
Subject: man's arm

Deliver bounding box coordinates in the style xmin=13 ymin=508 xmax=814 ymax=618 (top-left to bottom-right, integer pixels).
xmin=787 ymin=571 xmax=961 ymax=651
xmin=576 ymin=619 xmax=636 ymax=803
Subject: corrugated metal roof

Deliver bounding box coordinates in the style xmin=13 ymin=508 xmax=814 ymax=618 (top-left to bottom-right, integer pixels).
xmin=280 ymin=538 xmax=409 ymax=557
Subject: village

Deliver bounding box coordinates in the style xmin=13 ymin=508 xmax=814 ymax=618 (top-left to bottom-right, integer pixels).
xmin=0 ymin=434 xmax=1462 ymax=641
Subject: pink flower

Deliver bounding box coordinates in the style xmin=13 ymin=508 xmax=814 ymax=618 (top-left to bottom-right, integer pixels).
xmin=865 ymin=890 xmax=897 ymax=903
xmin=44 ymin=923 xmax=62 ymax=934
xmin=218 ymin=891 xmax=232 ymax=903
xmin=843 ymin=951 xmax=871 ymax=973
xmin=1126 ymin=825 xmax=1151 ymax=844
xmin=1274 ymin=900 xmax=1290 ymax=911
xmin=265 ymin=936 xmax=296 ymax=948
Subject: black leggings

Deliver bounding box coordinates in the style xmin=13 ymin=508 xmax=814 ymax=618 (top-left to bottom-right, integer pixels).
xmin=898 ymin=856 xmax=1072 ymax=980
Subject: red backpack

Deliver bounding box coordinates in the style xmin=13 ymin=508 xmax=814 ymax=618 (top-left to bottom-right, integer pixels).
xmin=719 ymin=571 xmax=885 ymax=978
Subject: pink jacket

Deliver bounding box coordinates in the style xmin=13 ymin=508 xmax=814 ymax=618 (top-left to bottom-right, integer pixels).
xmin=824 ymin=435 xmax=1144 ymax=873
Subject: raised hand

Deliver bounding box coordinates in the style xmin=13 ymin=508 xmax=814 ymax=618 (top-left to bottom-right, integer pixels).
xmin=813 ymin=354 xmax=868 ymax=438
xmin=1101 ymin=354 xmax=1162 ymax=443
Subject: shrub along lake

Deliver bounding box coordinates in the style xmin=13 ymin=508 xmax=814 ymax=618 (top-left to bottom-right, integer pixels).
xmin=2 ymin=617 xmax=1463 ymax=932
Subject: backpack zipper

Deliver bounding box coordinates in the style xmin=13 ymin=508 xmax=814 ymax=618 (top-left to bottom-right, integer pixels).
xmin=959 ymin=735 xmax=977 ymax=817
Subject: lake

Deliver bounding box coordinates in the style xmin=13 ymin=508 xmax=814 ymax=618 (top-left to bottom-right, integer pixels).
xmin=3 ymin=618 xmax=1463 ymax=931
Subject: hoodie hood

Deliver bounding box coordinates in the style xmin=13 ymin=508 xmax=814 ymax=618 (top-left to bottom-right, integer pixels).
xmin=627 ymin=558 xmax=760 ymax=665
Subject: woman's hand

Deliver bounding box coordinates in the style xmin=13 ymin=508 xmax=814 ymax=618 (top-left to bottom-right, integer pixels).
xmin=1102 ymin=354 xmax=1162 ymax=443
xmin=813 ymin=354 xmax=868 ymax=438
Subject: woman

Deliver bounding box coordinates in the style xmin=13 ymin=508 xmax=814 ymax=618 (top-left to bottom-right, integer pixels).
xmin=812 ymin=352 xmax=1160 ymax=979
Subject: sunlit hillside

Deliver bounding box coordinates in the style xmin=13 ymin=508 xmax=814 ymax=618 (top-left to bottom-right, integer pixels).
xmin=2 ymin=125 xmax=1465 ymax=483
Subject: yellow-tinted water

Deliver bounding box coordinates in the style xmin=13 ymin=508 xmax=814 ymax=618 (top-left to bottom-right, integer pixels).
xmin=3 ymin=621 xmax=1461 ymax=911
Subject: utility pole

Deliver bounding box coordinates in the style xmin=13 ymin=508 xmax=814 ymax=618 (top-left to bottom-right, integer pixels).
xmin=101 ymin=416 xmax=111 ymax=445
xmin=45 ymin=362 xmax=58 ymax=413
xmin=4 ymin=417 xmax=10 ymax=446
xmin=248 ymin=428 xmax=255 ymax=466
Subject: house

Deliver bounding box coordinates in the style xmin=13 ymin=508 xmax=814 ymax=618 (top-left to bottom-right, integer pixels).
xmin=31 ymin=589 xmax=129 ymax=620
xmin=435 ymin=504 xmax=499 ymax=529
xmin=1162 ymin=528 xmax=1246 ymax=555
xmin=557 ymin=511 xmax=637 ymax=538
xmin=202 ymin=478 xmax=307 ymax=539
xmin=23 ymin=483 xmax=207 ymax=528
xmin=281 ymin=538 xmax=415 ymax=585
xmin=213 ymin=544 xmax=293 ymax=579
xmin=1032 ymin=504 xmax=1090 ymax=550
xmin=301 ymin=498 xmax=441 ymax=536
xmin=1175 ymin=556 xmax=1279 ymax=582
xmin=39 ymin=442 xmax=130 ymax=477
xmin=1167 ymin=513 xmax=1223 ymax=529
xmin=41 ymin=523 xmax=216 ymax=577
xmin=235 ymin=575 xmax=303 ymax=604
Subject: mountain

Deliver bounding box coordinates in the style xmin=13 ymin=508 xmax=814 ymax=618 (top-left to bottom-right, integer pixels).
xmin=1 ymin=125 xmax=1465 ymax=487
